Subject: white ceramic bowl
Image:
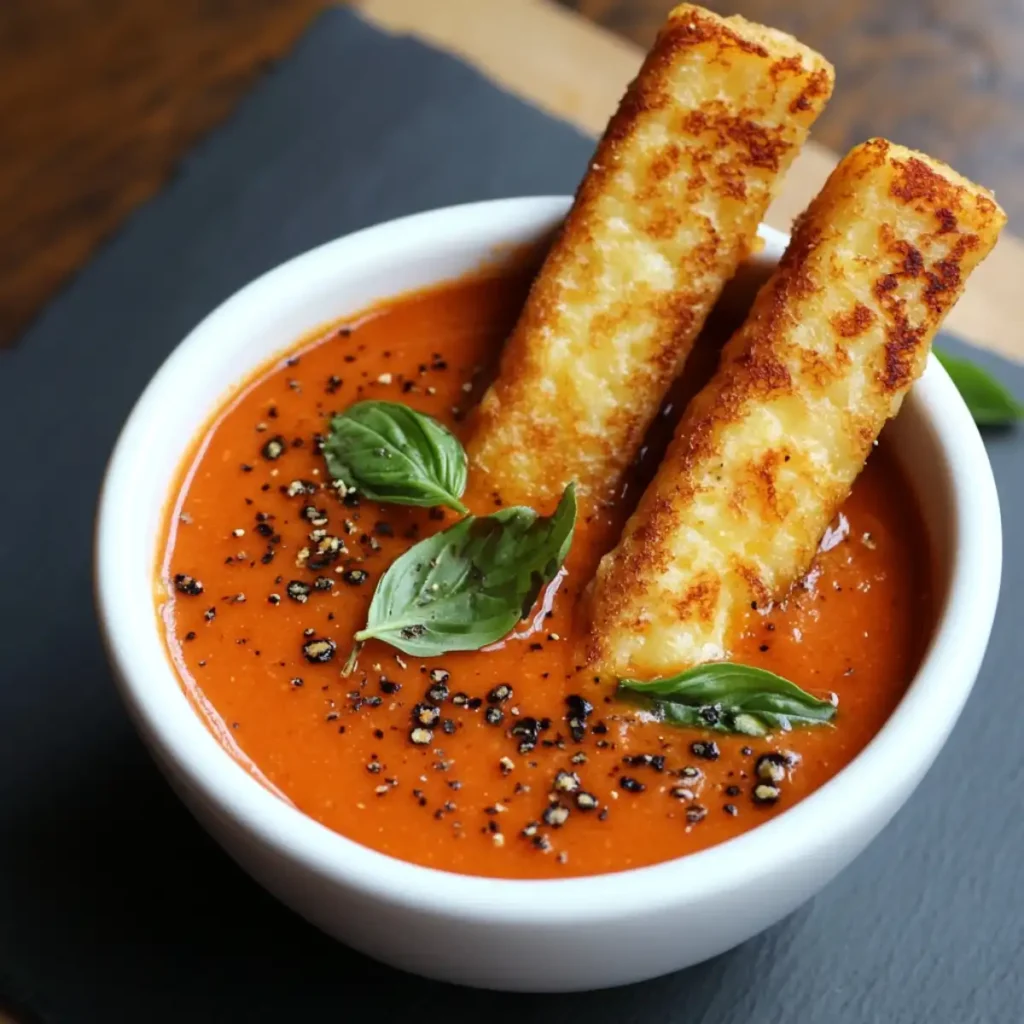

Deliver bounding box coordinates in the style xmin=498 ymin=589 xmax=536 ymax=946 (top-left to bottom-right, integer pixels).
xmin=95 ymin=196 xmax=1001 ymax=992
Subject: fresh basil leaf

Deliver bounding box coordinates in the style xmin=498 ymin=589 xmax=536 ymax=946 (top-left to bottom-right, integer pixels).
xmin=323 ymin=400 xmax=468 ymax=512
xmin=934 ymin=348 xmax=1024 ymax=426
xmin=351 ymin=483 xmax=577 ymax=658
xmin=618 ymin=663 xmax=836 ymax=737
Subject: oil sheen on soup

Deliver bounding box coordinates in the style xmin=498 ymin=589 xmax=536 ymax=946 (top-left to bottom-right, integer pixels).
xmin=159 ymin=266 xmax=932 ymax=879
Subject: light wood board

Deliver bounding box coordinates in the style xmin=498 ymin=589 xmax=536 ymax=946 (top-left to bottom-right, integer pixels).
xmin=359 ymin=0 xmax=1022 ymax=362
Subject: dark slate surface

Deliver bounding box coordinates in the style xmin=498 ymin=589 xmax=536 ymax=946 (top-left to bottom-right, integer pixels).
xmin=1 ymin=8 xmax=1022 ymax=1023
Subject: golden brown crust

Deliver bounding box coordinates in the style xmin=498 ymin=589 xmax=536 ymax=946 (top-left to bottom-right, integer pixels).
xmin=587 ymin=138 xmax=1005 ymax=679
xmin=467 ymin=4 xmax=833 ymax=510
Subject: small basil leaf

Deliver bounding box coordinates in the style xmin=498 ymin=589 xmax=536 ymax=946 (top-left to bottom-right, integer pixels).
xmin=353 ymin=482 xmax=577 ymax=657
xmin=618 ymin=663 xmax=836 ymax=736
xmin=323 ymin=400 xmax=468 ymax=512
xmin=934 ymin=348 xmax=1024 ymax=426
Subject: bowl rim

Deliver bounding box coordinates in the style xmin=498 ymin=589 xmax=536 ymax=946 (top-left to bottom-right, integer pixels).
xmin=95 ymin=195 xmax=1002 ymax=925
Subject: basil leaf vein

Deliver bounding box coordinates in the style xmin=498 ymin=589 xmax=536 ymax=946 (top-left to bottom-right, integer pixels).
xmin=352 ymin=482 xmax=577 ymax=657
xmin=323 ymin=400 xmax=468 ymax=512
xmin=618 ymin=663 xmax=836 ymax=737
xmin=934 ymin=348 xmax=1024 ymax=426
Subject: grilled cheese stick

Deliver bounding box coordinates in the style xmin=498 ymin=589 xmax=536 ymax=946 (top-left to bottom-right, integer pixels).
xmin=468 ymin=4 xmax=833 ymax=508
xmin=588 ymin=139 xmax=1005 ymax=679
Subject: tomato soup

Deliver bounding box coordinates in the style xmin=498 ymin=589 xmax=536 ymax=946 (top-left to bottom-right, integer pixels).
xmin=158 ymin=267 xmax=932 ymax=879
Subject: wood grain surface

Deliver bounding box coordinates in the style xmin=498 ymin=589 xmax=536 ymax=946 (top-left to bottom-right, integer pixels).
xmin=561 ymin=0 xmax=1022 ymax=216
xmin=0 ymin=0 xmax=1021 ymax=352
xmin=362 ymin=0 xmax=1023 ymax=362
xmin=0 ymin=0 xmax=324 ymax=347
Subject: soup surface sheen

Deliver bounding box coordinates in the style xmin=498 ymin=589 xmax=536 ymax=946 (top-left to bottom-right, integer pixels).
xmin=159 ymin=267 xmax=932 ymax=879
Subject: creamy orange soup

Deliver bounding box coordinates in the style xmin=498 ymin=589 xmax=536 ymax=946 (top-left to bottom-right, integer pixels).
xmin=159 ymin=267 xmax=932 ymax=878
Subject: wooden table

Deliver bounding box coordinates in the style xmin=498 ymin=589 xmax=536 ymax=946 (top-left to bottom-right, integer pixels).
xmin=2 ymin=0 xmax=1021 ymax=357
xmin=565 ymin=0 xmax=1024 ymax=207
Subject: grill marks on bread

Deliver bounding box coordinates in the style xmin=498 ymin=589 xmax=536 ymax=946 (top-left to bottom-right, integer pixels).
xmin=587 ymin=139 xmax=1005 ymax=679
xmin=468 ymin=4 xmax=833 ymax=508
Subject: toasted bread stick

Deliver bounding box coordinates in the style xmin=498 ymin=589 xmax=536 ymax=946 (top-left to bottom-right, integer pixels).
xmin=587 ymin=139 xmax=1006 ymax=679
xmin=468 ymin=4 xmax=833 ymax=508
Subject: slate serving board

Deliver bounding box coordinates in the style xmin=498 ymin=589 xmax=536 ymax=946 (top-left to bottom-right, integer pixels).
xmin=1 ymin=9 xmax=1021 ymax=1023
